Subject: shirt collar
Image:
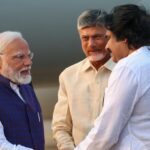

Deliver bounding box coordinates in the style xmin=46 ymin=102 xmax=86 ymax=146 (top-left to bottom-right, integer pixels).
xmin=129 ymin=46 xmax=150 ymax=57
xmin=81 ymin=58 xmax=92 ymax=71
xmin=82 ymin=58 xmax=115 ymax=72
xmin=104 ymin=58 xmax=116 ymax=71
xmin=0 ymin=75 xmax=11 ymax=87
xmin=10 ymin=82 xmax=19 ymax=92
xmin=0 ymin=75 xmax=21 ymax=91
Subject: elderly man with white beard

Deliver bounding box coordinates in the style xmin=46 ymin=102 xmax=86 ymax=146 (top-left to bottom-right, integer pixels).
xmin=0 ymin=31 xmax=44 ymax=150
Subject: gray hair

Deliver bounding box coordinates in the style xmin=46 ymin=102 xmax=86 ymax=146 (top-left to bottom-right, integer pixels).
xmin=0 ymin=31 xmax=25 ymax=53
xmin=77 ymin=9 xmax=107 ymax=30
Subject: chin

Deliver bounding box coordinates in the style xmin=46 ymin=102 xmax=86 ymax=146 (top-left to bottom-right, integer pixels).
xmin=19 ymin=76 xmax=32 ymax=84
xmin=13 ymin=74 xmax=32 ymax=84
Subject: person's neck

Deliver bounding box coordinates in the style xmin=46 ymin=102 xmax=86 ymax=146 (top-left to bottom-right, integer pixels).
xmin=91 ymin=54 xmax=110 ymax=70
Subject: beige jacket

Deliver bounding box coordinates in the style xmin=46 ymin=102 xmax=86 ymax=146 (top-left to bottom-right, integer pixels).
xmin=52 ymin=58 xmax=115 ymax=150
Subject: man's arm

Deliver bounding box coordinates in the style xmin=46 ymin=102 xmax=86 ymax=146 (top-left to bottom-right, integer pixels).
xmin=0 ymin=122 xmax=33 ymax=150
xmin=75 ymin=65 xmax=139 ymax=150
xmin=52 ymin=73 xmax=75 ymax=150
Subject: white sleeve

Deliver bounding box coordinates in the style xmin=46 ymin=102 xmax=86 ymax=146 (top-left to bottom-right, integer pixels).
xmin=0 ymin=122 xmax=33 ymax=150
xmin=75 ymin=66 xmax=139 ymax=150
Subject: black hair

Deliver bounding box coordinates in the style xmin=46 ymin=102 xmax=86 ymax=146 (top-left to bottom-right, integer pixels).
xmin=105 ymin=4 xmax=150 ymax=49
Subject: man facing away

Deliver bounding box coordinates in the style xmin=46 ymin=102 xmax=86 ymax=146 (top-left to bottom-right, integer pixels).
xmin=0 ymin=31 xmax=44 ymax=150
xmin=52 ymin=9 xmax=115 ymax=150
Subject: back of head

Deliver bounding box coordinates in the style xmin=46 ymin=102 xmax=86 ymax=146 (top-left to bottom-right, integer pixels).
xmin=0 ymin=31 xmax=24 ymax=53
xmin=77 ymin=9 xmax=107 ymax=30
xmin=105 ymin=4 xmax=150 ymax=49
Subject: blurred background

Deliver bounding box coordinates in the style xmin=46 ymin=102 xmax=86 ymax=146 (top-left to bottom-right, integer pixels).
xmin=0 ymin=0 xmax=149 ymax=149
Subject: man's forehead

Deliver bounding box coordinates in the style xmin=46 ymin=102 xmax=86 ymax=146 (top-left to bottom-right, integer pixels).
xmin=4 ymin=48 xmax=30 ymax=56
xmin=80 ymin=25 xmax=105 ymax=30
xmin=80 ymin=26 xmax=106 ymax=35
xmin=12 ymin=49 xmax=31 ymax=55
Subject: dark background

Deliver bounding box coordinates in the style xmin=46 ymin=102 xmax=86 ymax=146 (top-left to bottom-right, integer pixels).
xmin=0 ymin=0 xmax=147 ymax=86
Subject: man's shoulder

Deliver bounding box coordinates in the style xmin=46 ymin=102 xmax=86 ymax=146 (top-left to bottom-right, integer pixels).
xmin=61 ymin=58 xmax=87 ymax=75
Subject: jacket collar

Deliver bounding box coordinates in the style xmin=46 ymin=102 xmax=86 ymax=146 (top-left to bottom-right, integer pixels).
xmin=0 ymin=75 xmax=11 ymax=88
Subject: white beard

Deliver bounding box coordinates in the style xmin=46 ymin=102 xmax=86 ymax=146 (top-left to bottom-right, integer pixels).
xmin=88 ymin=52 xmax=107 ymax=62
xmin=16 ymin=74 xmax=32 ymax=84
xmin=4 ymin=64 xmax=32 ymax=84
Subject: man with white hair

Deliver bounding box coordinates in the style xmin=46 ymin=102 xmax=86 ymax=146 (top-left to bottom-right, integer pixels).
xmin=0 ymin=31 xmax=44 ymax=150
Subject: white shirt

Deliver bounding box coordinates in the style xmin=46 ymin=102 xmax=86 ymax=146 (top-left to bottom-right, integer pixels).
xmin=75 ymin=46 xmax=150 ymax=150
xmin=0 ymin=82 xmax=33 ymax=150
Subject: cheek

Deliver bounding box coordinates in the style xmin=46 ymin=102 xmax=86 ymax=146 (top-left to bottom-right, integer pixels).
xmin=9 ymin=62 xmax=23 ymax=71
xmin=99 ymin=39 xmax=107 ymax=46
xmin=111 ymin=49 xmax=117 ymax=57
xmin=81 ymin=43 xmax=88 ymax=53
xmin=105 ymin=39 xmax=112 ymax=50
xmin=111 ymin=46 xmax=119 ymax=55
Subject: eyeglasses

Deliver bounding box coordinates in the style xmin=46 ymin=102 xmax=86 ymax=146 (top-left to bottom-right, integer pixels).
xmin=13 ymin=52 xmax=34 ymax=60
xmin=0 ymin=51 xmax=34 ymax=62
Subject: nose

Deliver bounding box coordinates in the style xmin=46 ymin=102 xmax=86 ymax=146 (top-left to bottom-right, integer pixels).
xmin=88 ymin=38 xmax=96 ymax=48
xmin=105 ymin=42 xmax=109 ymax=50
xmin=105 ymin=42 xmax=112 ymax=54
xmin=23 ymin=56 xmax=32 ymax=66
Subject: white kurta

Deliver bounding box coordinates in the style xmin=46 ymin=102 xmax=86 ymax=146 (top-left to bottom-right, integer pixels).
xmin=75 ymin=46 xmax=150 ymax=150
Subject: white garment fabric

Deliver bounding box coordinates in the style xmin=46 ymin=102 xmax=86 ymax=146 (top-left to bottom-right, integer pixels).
xmin=0 ymin=82 xmax=33 ymax=150
xmin=75 ymin=46 xmax=150 ymax=150
xmin=10 ymin=82 xmax=25 ymax=102
xmin=52 ymin=58 xmax=115 ymax=150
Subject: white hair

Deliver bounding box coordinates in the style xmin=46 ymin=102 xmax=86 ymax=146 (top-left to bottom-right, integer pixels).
xmin=0 ymin=31 xmax=24 ymax=53
xmin=77 ymin=9 xmax=107 ymax=30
